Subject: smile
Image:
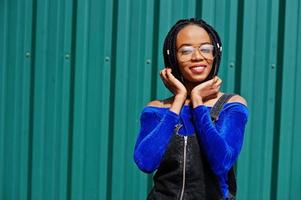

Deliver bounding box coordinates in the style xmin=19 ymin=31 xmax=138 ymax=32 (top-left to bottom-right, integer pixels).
xmin=190 ymin=65 xmax=206 ymax=73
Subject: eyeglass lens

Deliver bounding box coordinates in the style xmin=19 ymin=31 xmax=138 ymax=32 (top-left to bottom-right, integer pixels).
xmin=178 ymin=44 xmax=215 ymax=61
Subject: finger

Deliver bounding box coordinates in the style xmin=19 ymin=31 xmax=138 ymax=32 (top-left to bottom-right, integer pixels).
xmin=161 ymin=75 xmax=172 ymax=88
xmin=166 ymin=68 xmax=175 ymax=81
xmin=209 ymin=78 xmax=221 ymax=90
xmin=161 ymin=69 xmax=168 ymax=81
xmin=164 ymin=79 xmax=176 ymax=93
xmin=212 ymin=76 xmax=218 ymax=85
xmin=210 ymin=77 xmax=220 ymax=89
xmin=213 ymin=78 xmax=222 ymax=88
xmin=193 ymin=79 xmax=212 ymax=91
xmin=212 ymin=85 xmax=221 ymax=93
xmin=160 ymin=70 xmax=165 ymax=81
xmin=160 ymin=69 xmax=169 ymax=84
xmin=166 ymin=69 xmax=180 ymax=85
xmin=159 ymin=69 xmax=165 ymax=79
xmin=205 ymin=78 xmax=216 ymax=88
xmin=216 ymin=79 xmax=222 ymax=87
xmin=165 ymin=67 xmax=172 ymax=76
xmin=165 ymin=68 xmax=171 ymax=77
xmin=161 ymin=69 xmax=174 ymax=88
xmin=164 ymin=69 xmax=173 ymax=84
xmin=207 ymin=86 xmax=220 ymax=97
xmin=212 ymin=76 xmax=218 ymax=82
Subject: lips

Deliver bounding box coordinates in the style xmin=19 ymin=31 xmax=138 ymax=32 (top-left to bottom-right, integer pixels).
xmin=190 ymin=65 xmax=206 ymax=74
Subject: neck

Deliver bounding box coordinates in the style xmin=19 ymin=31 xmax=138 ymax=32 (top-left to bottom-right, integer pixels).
xmin=180 ymin=80 xmax=199 ymax=105
xmin=184 ymin=80 xmax=200 ymax=96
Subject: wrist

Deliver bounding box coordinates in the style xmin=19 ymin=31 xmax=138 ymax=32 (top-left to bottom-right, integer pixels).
xmin=169 ymin=94 xmax=187 ymax=115
xmin=174 ymin=93 xmax=187 ymax=101
xmin=191 ymin=95 xmax=203 ymax=108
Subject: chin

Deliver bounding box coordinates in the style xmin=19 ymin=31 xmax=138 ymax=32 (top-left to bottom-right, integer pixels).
xmin=188 ymin=78 xmax=207 ymax=83
xmin=183 ymin=72 xmax=210 ymax=83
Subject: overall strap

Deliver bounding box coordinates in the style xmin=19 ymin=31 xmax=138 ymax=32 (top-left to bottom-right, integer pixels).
xmin=210 ymin=93 xmax=237 ymax=199
xmin=210 ymin=93 xmax=235 ymax=122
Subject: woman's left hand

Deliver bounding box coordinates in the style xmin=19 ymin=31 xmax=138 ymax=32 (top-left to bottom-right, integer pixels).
xmin=190 ymin=76 xmax=222 ymax=107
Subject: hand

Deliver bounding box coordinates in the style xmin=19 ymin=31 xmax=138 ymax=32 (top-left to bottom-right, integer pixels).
xmin=160 ymin=68 xmax=187 ymax=98
xmin=190 ymin=76 xmax=222 ymax=106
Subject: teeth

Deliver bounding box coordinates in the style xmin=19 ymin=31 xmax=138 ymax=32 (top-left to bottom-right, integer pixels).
xmin=191 ymin=66 xmax=205 ymax=73
xmin=193 ymin=66 xmax=205 ymax=69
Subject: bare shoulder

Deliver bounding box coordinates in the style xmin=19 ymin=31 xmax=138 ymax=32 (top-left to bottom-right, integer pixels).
xmin=228 ymin=94 xmax=248 ymax=106
xmin=146 ymin=97 xmax=173 ymax=108
xmin=147 ymin=100 xmax=164 ymax=107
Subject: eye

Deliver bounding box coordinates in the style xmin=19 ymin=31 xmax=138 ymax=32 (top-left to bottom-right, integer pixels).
xmin=200 ymin=44 xmax=214 ymax=54
xmin=179 ymin=46 xmax=194 ymax=55
xmin=200 ymin=48 xmax=211 ymax=53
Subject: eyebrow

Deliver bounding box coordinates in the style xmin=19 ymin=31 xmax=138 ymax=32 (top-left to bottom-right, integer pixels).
xmin=178 ymin=42 xmax=211 ymax=49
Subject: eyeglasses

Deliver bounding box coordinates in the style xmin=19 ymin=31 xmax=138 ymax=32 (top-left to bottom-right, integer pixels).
xmin=177 ymin=44 xmax=215 ymax=62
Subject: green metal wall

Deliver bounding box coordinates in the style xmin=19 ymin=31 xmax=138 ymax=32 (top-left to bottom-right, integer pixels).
xmin=0 ymin=0 xmax=300 ymax=199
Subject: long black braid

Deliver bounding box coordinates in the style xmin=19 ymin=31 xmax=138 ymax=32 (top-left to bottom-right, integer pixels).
xmin=163 ymin=18 xmax=222 ymax=83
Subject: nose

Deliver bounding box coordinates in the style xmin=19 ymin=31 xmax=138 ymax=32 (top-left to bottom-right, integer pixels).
xmin=191 ymin=49 xmax=204 ymax=61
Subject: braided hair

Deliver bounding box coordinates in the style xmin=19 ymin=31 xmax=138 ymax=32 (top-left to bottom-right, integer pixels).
xmin=163 ymin=18 xmax=222 ymax=83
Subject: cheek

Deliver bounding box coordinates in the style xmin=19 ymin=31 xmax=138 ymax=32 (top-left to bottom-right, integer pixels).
xmin=207 ymin=64 xmax=213 ymax=71
xmin=177 ymin=63 xmax=188 ymax=74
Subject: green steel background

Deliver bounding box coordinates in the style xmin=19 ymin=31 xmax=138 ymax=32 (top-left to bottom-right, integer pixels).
xmin=0 ymin=0 xmax=300 ymax=199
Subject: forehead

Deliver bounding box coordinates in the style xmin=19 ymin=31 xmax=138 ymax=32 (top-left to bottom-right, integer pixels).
xmin=176 ymin=25 xmax=211 ymax=48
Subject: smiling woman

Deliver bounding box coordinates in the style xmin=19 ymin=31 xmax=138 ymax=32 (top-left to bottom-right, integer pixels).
xmin=133 ymin=18 xmax=248 ymax=200
xmin=176 ymin=25 xmax=215 ymax=85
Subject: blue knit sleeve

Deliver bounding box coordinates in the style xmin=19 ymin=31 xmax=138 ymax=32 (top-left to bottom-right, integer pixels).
xmin=192 ymin=103 xmax=249 ymax=175
xmin=133 ymin=107 xmax=180 ymax=173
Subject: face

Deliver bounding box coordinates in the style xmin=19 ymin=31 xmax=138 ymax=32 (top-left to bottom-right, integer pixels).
xmin=176 ymin=25 xmax=214 ymax=83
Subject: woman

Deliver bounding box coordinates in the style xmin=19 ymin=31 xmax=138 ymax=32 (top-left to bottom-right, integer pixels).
xmin=134 ymin=18 xmax=249 ymax=200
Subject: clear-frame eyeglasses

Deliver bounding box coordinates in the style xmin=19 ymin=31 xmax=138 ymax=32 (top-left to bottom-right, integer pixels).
xmin=177 ymin=44 xmax=215 ymax=62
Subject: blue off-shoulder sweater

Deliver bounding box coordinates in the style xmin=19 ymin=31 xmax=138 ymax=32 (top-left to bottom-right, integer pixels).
xmin=134 ymin=102 xmax=249 ymax=198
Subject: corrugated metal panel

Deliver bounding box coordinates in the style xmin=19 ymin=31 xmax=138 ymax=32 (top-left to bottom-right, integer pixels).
xmin=237 ymin=0 xmax=280 ymax=199
xmin=71 ymin=0 xmax=113 ymax=199
xmin=29 ymin=0 xmax=74 ymax=199
xmin=0 ymin=0 xmax=300 ymax=200
xmin=0 ymin=0 xmax=33 ymax=199
xmin=277 ymin=0 xmax=301 ymax=199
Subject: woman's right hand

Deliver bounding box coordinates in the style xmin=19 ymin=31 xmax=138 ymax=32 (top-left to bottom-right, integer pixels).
xmin=160 ymin=68 xmax=187 ymax=98
xmin=160 ymin=68 xmax=187 ymax=114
